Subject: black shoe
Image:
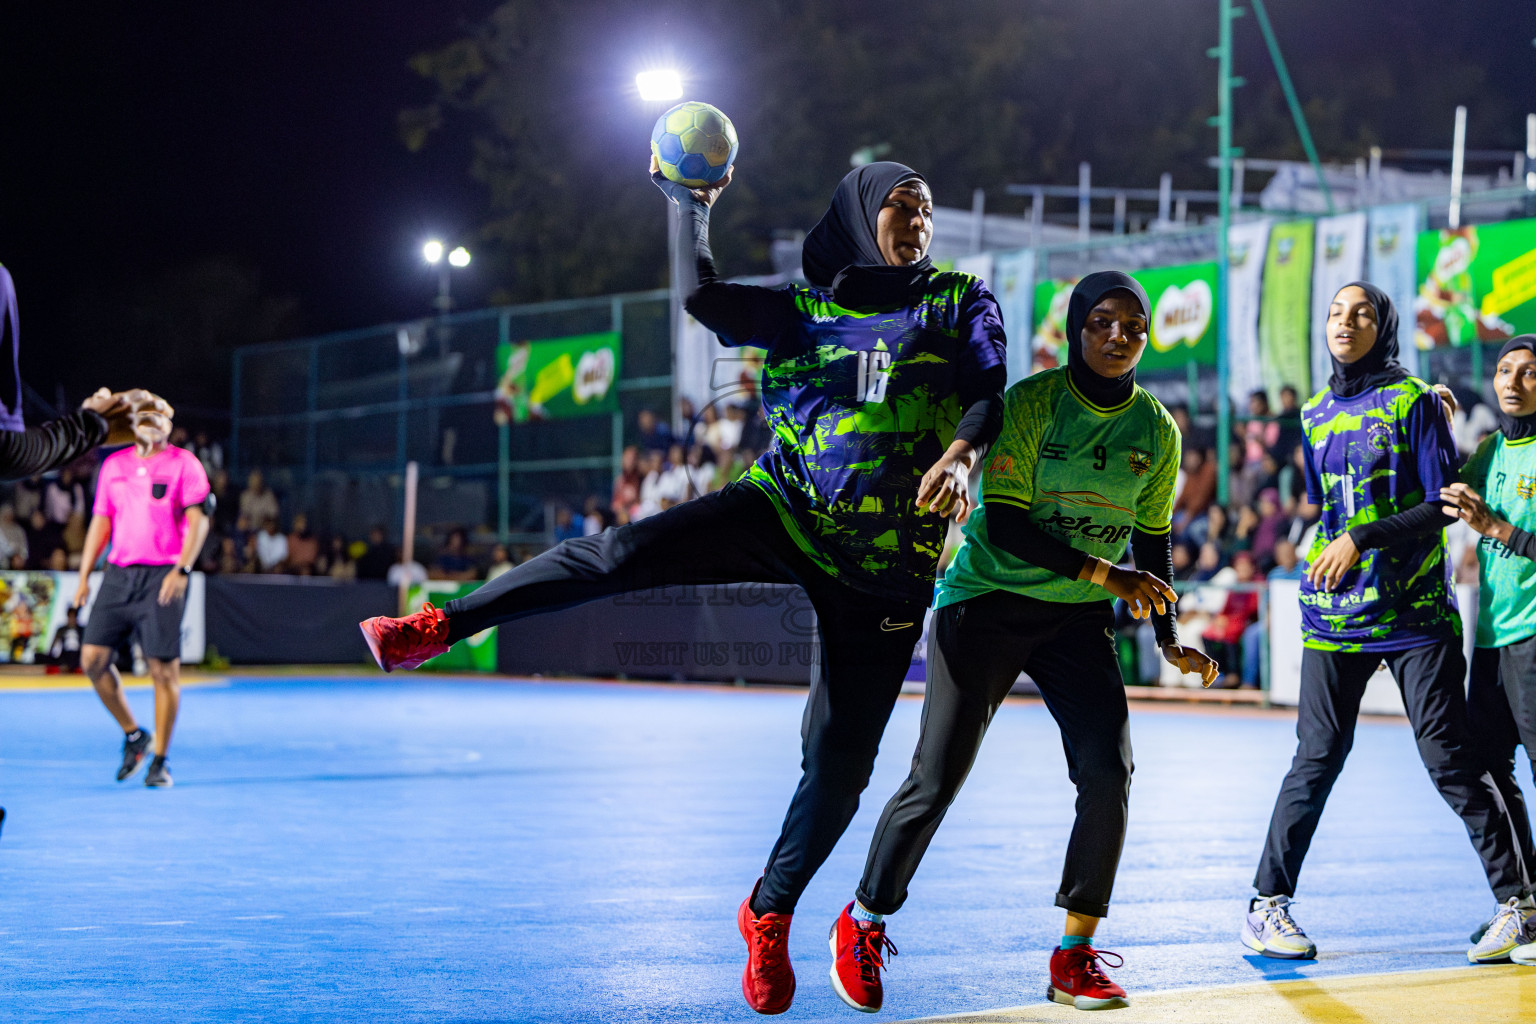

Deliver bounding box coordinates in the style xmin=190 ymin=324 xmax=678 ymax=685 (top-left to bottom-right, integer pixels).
xmin=144 ymin=756 xmax=173 ymax=789
xmin=116 ymin=729 xmax=153 ymax=782
xmin=0 ymin=806 xmax=6 ymax=839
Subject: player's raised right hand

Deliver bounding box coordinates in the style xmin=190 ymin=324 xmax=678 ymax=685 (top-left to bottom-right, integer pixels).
xmin=1101 ymin=565 xmax=1177 ymax=620
xmin=650 ymin=154 xmax=732 ymax=207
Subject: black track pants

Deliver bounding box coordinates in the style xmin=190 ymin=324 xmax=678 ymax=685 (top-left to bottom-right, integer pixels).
xmin=857 ymin=590 xmax=1132 ymax=919
xmin=442 ymin=481 xmax=927 ymax=914
xmin=1468 ymin=636 xmax=1536 ymax=887
xmin=1255 ymin=642 xmax=1530 ymax=901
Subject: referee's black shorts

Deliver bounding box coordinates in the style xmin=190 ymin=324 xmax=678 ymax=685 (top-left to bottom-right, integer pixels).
xmin=81 ymin=563 xmax=186 ymax=662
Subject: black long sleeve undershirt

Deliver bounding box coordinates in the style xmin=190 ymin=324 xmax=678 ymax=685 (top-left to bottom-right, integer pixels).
xmin=0 ymin=410 xmax=108 ymax=481
xmin=1346 ymin=498 xmax=1449 ymax=551
xmin=984 ymin=502 xmax=1179 ymax=646
xmin=1504 ymin=527 xmax=1536 ymax=561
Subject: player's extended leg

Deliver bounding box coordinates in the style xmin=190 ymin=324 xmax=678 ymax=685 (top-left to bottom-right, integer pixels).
xmin=1247 ymin=648 xmax=1375 ymax=958
xmin=1024 ymin=605 xmax=1133 ymax=1011
xmin=1388 ymin=641 xmax=1533 ymax=962
xmin=82 ymin=642 xmax=153 ymax=782
xmin=856 ymin=591 xmax=1039 ymax=917
xmin=361 ymin=482 xmax=796 ymax=670
xmin=753 ymin=583 xmax=927 ymax=917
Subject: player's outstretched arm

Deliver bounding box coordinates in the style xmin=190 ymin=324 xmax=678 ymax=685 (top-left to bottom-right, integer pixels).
xmin=0 ymin=404 xmax=111 ymax=481
xmin=1441 ymin=482 xmax=1536 ymax=559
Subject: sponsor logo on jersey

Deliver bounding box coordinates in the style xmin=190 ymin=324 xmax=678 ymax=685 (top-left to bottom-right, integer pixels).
xmin=1037 ymin=490 xmax=1133 ymax=515
xmin=987 ymin=454 xmax=1014 ymax=475
xmin=1039 ymin=510 xmax=1133 ymax=545
xmin=1127 ymin=447 xmax=1153 ymax=477
xmin=1518 ymin=475 xmax=1535 ymax=501
xmin=1040 ymin=442 xmax=1068 ymax=461
xmin=1367 ymin=422 xmax=1393 ymax=453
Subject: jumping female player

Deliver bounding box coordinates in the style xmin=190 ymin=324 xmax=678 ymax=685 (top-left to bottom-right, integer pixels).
xmin=360 ymin=158 xmax=1007 ymax=1014
xmin=819 ymin=272 xmax=1216 ymax=1014
xmin=1243 ymin=283 xmax=1529 ymax=962
xmin=1449 ymin=335 xmax=1536 ymax=963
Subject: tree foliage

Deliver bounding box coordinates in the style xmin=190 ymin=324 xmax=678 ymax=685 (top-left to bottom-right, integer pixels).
xmin=402 ymin=0 xmax=1533 ymax=303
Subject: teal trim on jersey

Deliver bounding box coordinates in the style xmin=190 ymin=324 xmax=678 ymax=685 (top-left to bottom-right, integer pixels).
xmin=1464 ymin=431 xmax=1536 ymax=649
xmin=936 ymin=367 xmax=1180 ymax=608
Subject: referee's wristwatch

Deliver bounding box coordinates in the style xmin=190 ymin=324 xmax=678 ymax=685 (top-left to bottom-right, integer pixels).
xmin=176 ymin=565 xmax=193 ymax=577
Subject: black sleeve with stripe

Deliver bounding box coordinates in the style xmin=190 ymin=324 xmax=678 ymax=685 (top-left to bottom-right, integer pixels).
xmin=1130 ymin=526 xmax=1179 ymax=646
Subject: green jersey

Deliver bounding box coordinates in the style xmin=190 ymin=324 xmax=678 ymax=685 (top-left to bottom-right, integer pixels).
xmin=935 ymin=367 xmax=1181 ymax=609
xmin=1462 ymin=431 xmax=1536 ymax=648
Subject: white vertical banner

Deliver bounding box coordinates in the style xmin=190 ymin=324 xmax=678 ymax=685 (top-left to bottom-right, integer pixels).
xmin=1226 ymin=219 xmax=1271 ymax=407
xmin=991 ymin=249 xmax=1036 ymax=388
xmin=1309 ymin=212 xmax=1368 ymax=392
xmin=954 ymin=252 xmax=994 ymax=287
xmin=1366 ymin=203 xmax=1424 ymax=376
xmin=673 ymin=312 xmax=720 ymax=433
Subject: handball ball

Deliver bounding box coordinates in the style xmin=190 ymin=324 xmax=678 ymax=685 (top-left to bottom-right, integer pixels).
xmin=651 ymin=101 xmax=738 ymax=188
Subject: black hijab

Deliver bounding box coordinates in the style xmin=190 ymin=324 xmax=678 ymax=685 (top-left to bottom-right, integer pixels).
xmin=1327 ymin=281 xmax=1408 ymax=400
xmin=1065 ymin=271 xmax=1151 ymax=409
xmin=801 ymin=161 xmax=933 ymax=310
xmin=0 ymin=266 xmax=22 ymax=432
xmin=1496 ymin=335 xmax=1536 ymax=441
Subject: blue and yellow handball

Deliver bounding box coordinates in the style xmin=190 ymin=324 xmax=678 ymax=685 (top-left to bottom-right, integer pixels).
xmin=650 ymin=101 xmax=738 ymax=188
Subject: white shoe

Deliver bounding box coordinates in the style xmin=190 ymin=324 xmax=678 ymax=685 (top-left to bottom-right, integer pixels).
xmin=1241 ymin=895 xmax=1317 ymax=959
xmin=1512 ymin=941 xmax=1536 ymax=966
xmin=1469 ymin=896 xmax=1536 ymax=964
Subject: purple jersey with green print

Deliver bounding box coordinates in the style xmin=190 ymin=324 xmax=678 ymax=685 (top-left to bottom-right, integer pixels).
xmin=698 ymin=272 xmax=1006 ymax=601
xmin=1298 ymin=377 xmax=1459 ymax=652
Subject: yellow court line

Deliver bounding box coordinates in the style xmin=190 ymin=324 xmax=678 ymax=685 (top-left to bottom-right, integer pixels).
xmin=902 ymin=964 xmax=1536 ymax=1024
xmin=0 ymin=675 xmax=230 ymax=692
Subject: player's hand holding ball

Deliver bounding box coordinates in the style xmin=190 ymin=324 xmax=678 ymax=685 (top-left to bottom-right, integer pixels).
xmin=649 ymin=100 xmax=737 ymax=207
xmin=85 ymin=387 xmax=174 ymax=445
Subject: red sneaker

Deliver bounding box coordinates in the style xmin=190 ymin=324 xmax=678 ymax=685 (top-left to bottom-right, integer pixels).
xmin=359 ymin=602 xmax=451 ymax=672
xmin=828 ymin=902 xmax=897 ymax=1013
xmin=737 ymin=882 xmax=795 ymax=1015
xmin=1048 ymin=945 xmax=1129 ymax=1010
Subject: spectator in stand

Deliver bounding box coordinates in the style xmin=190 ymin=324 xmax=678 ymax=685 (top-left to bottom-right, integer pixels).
xmin=254 ymin=517 xmax=287 ymax=572
xmin=13 ymin=476 xmax=42 ymax=520
xmin=655 ymin=443 xmax=692 ymax=504
xmin=1230 ymin=504 xmax=1258 ymax=557
xmin=581 ymin=495 xmax=605 ymax=536
xmin=1171 ymin=540 xmax=1197 ymax=580
xmin=325 ymin=537 xmax=356 ymax=580
xmin=636 ymin=408 xmax=673 ymax=453
xmin=432 ymin=527 xmax=477 ymax=581
xmin=208 ymin=469 xmax=238 ymax=536
xmin=1269 ymin=538 xmax=1304 ymax=580
xmin=487 ymin=543 xmax=514 ymax=580
xmin=1227 ymin=440 xmax=1261 ymax=512
xmin=1172 ymin=447 xmax=1216 ymax=538
xmin=238 ymin=470 xmax=280 ymax=530
xmin=683 ymin=444 xmax=717 ymax=497
xmin=1250 ymin=488 xmax=1289 ymax=570
xmin=386 ymin=555 xmax=427 ymax=589
xmin=1273 ymin=385 xmax=1303 ymax=460
xmin=0 ymin=504 xmax=27 ymax=568
xmin=47 ymin=606 xmax=84 ymax=672
xmin=716 ymin=403 xmax=748 ymax=454
xmin=354 ymin=525 xmax=396 ymax=581
xmin=1243 ymin=390 xmax=1280 ymax=465
xmin=634 ymin=449 xmax=666 ymax=520
xmin=1200 ymin=551 xmax=1263 ymax=688
xmin=611 ymin=445 xmax=642 ymax=518
xmin=1277 ymin=442 xmax=1310 ymax=514
xmin=738 ymin=401 xmax=772 ymax=452
xmin=285 ymin=514 xmax=319 ymax=574
xmin=45 ymin=546 xmax=67 ymax=571
xmin=192 ymin=431 xmax=223 ymax=478
xmin=214 ymin=535 xmax=244 ymax=575
xmin=552 ymin=506 xmax=583 ymax=543
xmin=44 ymin=468 xmax=85 ymax=526
xmin=63 ymin=512 xmax=86 ymax=566
xmin=25 ymin=508 xmax=63 ymax=569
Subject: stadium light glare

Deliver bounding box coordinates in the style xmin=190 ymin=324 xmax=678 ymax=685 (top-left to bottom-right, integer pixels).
xmin=635 ymin=69 xmax=683 ymax=102
xmin=422 ymin=239 xmax=445 ymax=264
xmin=448 ymin=246 xmax=471 ymax=268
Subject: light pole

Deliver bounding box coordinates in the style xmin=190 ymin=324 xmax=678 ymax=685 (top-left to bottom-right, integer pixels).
xmin=422 ymin=239 xmax=471 ymax=314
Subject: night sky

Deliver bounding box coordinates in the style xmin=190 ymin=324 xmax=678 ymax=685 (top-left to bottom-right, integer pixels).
xmin=4 ymin=1 xmax=1535 ymax=415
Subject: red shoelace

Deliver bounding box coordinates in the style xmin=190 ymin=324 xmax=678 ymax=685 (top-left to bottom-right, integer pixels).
xmin=1064 ymin=946 xmax=1123 ymax=987
xmin=399 ymin=603 xmax=443 ymax=641
xmin=748 ymin=916 xmax=790 ymax=970
xmin=849 ymin=925 xmax=898 ymax=984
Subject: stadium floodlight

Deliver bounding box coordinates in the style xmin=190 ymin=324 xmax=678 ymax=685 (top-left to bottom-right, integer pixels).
xmin=635 ymin=69 xmax=683 ymax=102
xmin=448 ymin=246 xmax=471 ymax=268
xmin=422 ymin=239 xmax=445 ymax=264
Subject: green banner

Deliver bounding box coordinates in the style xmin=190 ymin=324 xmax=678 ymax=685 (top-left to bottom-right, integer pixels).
xmin=1258 ymin=220 xmax=1315 ymax=398
xmin=494 ymin=332 xmax=622 ymax=424
xmin=406 ymin=580 xmax=498 ymax=672
xmin=1415 ymin=217 xmax=1536 ymax=349
xmin=1137 ymin=261 xmax=1217 ymax=371
xmin=1029 ymin=262 xmax=1217 ymax=373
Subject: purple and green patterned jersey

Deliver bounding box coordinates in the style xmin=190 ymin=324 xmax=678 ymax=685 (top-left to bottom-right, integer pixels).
xmin=695 ymin=272 xmax=1006 ymax=601
xmin=1298 ymin=377 xmax=1459 ymax=652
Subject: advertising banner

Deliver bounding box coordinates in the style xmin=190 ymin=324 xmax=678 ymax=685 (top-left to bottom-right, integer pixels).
xmin=1031 ymin=262 xmax=1218 ymax=375
xmin=1414 ymin=216 xmax=1536 ymax=350
xmin=1258 ymin=220 xmax=1315 ymax=399
xmin=493 ymin=332 xmax=621 ymax=424
xmin=406 ymin=580 xmax=497 ymax=672
xmin=1367 ymin=203 xmax=1424 ymax=374
xmin=1226 ymin=220 xmax=1271 ymax=406
xmin=991 ymin=249 xmax=1036 ymax=387
xmin=50 ymin=571 xmax=206 ymax=665
xmin=1309 ymin=212 xmax=1367 ymax=394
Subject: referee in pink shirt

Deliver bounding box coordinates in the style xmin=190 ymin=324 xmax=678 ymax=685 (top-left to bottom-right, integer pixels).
xmin=75 ymin=400 xmax=210 ymax=788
